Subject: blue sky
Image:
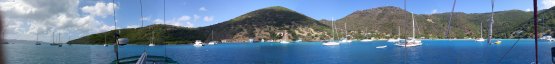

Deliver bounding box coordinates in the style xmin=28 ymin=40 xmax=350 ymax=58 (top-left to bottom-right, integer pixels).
xmin=89 ymin=0 xmax=535 ymax=28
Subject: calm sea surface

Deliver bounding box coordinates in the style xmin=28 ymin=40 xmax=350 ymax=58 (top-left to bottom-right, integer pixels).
xmin=5 ymin=39 xmax=555 ymax=64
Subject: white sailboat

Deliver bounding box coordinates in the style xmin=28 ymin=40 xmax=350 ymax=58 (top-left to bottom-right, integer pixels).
xmin=361 ymin=28 xmax=374 ymax=42
xmin=476 ymin=21 xmax=485 ymax=42
xmin=387 ymin=26 xmax=401 ymax=42
xmin=395 ymin=13 xmax=422 ymax=47
xmin=323 ymin=18 xmax=339 ymax=46
xmin=339 ymin=23 xmax=352 ymax=43
xmin=207 ymin=30 xmax=217 ymax=45
xmin=104 ymin=33 xmax=108 ymax=46
xmin=35 ymin=33 xmax=41 ymax=45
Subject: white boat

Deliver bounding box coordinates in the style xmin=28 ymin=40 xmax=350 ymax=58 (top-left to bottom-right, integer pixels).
xmin=476 ymin=38 xmax=485 ymax=42
xmin=193 ymin=40 xmax=203 ymax=47
xmin=387 ymin=38 xmax=400 ymax=42
xmin=280 ymin=40 xmax=290 ymax=44
xmin=295 ymin=39 xmax=302 ymax=42
xmin=248 ymin=39 xmax=254 ymax=42
xmin=395 ymin=13 xmax=422 ymax=47
xmin=541 ymin=36 xmax=555 ymax=41
xmin=339 ymin=38 xmax=352 ymax=43
xmin=476 ymin=20 xmax=485 ymax=42
xmin=360 ymin=39 xmax=374 ymax=42
xmin=104 ymin=44 xmax=108 ymax=47
xmin=395 ymin=40 xmax=421 ymax=47
xmin=548 ymin=38 xmax=555 ymax=42
xmin=208 ymin=41 xmax=217 ymax=45
xmin=324 ymin=18 xmax=340 ymax=46
xmin=322 ymin=41 xmax=339 ymax=46
xmin=148 ymin=43 xmax=155 ymax=46
xmin=339 ymin=23 xmax=353 ymax=43
xmin=494 ymin=40 xmax=502 ymax=44
xmin=205 ymin=30 xmax=218 ymax=45
xmin=376 ymin=45 xmax=387 ymax=48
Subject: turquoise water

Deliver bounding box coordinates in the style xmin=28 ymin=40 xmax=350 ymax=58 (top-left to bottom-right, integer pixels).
xmin=5 ymin=39 xmax=555 ymax=64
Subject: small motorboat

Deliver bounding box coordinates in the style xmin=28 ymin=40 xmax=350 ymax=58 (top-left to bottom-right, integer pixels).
xmin=103 ymin=44 xmax=108 ymax=47
xmin=376 ymin=45 xmax=387 ymax=48
xmin=193 ymin=40 xmax=203 ymax=47
xmin=494 ymin=40 xmax=502 ymax=44
xmin=322 ymin=41 xmax=339 ymax=46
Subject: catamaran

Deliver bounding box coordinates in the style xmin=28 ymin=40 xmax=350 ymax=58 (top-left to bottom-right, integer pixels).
xmin=323 ymin=18 xmax=339 ymax=46
xmin=395 ymin=13 xmax=422 ymax=47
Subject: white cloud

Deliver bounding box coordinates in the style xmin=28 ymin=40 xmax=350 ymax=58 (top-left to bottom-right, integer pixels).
xmin=193 ymin=14 xmax=200 ymax=22
xmin=431 ymin=9 xmax=438 ymax=14
xmin=203 ymin=16 xmax=214 ymax=22
xmin=1 ymin=0 xmax=116 ymax=43
xmin=141 ymin=17 xmax=150 ymax=21
xmin=0 ymin=0 xmax=37 ymax=15
xmin=81 ymin=2 xmax=117 ymax=17
xmin=542 ymin=0 xmax=555 ymax=9
xmin=178 ymin=16 xmax=191 ymax=22
xmin=149 ymin=15 xmax=196 ymax=27
xmin=185 ymin=22 xmax=194 ymax=27
xmin=525 ymin=8 xmax=532 ymax=12
xmin=199 ymin=7 xmax=207 ymax=11
xmin=126 ymin=25 xmax=139 ymax=28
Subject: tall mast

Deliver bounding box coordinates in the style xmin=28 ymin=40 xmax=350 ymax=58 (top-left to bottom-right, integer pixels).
xmin=487 ymin=0 xmax=495 ymax=43
xmin=412 ymin=13 xmax=415 ymax=38
xmin=480 ymin=21 xmax=483 ymax=38
xmin=52 ymin=32 xmax=54 ymax=43
xmin=447 ymin=0 xmax=457 ymax=39
xmin=344 ymin=23 xmax=347 ymax=37
xmin=332 ymin=18 xmax=335 ymax=40
xmin=36 ymin=32 xmax=39 ymax=42
xmin=398 ymin=26 xmax=401 ymax=38
xmin=140 ymin=0 xmax=143 ymax=28
xmin=211 ymin=30 xmax=214 ymax=41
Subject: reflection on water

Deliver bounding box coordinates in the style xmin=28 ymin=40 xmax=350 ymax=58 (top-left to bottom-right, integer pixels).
xmin=4 ymin=39 xmax=555 ymax=64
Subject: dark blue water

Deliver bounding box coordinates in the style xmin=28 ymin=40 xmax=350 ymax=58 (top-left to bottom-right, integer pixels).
xmin=5 ymin=39 xmax=555 ymax=64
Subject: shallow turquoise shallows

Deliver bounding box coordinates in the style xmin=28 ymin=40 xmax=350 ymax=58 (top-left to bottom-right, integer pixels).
xmin=5 ymin=39 xmax=555 ymax=64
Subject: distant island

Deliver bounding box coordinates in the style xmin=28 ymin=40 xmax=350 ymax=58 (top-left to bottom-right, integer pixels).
xmin=68 ymin=6 xmax=555 ymax=44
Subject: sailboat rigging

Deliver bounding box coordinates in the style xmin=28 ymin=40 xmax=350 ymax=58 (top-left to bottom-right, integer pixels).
xmin=323 ymin=18 xmax=339 ymax=46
